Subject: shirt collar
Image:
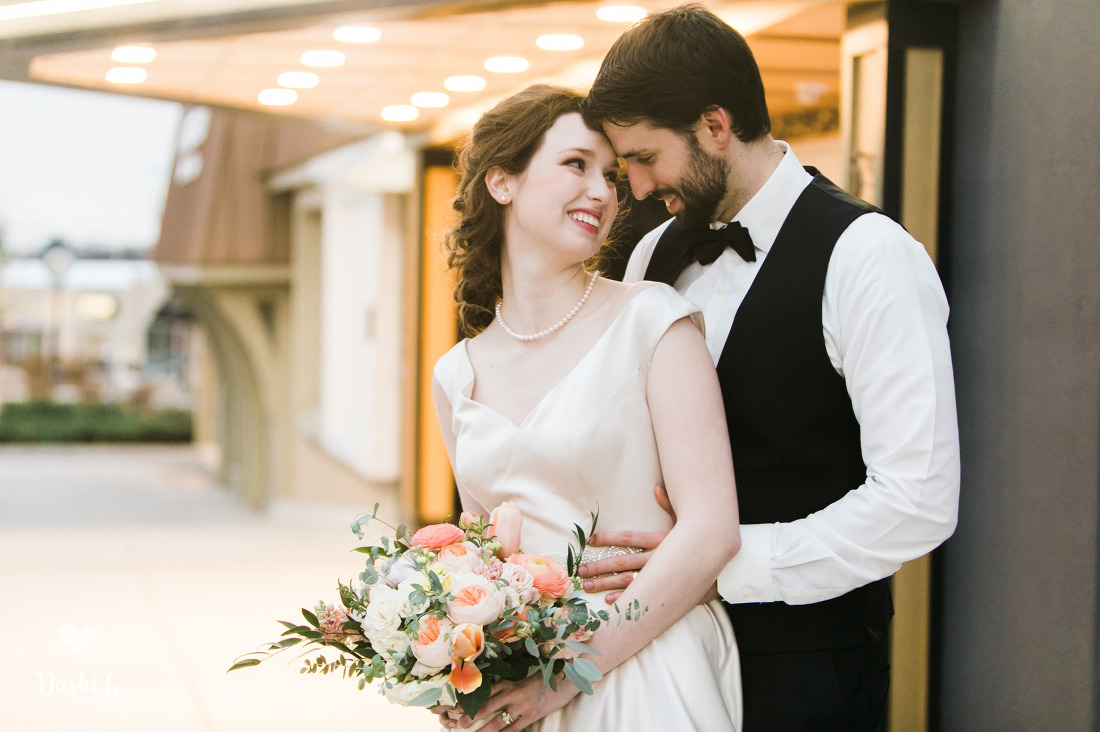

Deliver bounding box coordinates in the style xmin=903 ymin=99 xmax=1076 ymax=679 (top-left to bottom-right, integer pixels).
xmin=723 ymin=141 xmax=812 ymax=256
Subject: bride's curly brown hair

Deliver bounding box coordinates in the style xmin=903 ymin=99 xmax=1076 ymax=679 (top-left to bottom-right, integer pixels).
xmin=445 ymin=84 xmax=625 ymax=336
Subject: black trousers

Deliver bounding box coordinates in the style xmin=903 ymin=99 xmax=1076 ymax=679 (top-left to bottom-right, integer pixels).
xmin=739 ymin=641 xmax=891 ymax=731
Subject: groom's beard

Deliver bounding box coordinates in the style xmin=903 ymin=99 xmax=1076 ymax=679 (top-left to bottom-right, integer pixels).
xmin=655 ymin=136 xmax=731 ymax=231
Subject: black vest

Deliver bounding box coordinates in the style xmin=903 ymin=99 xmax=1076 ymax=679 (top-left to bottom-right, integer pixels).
xmin=645 ymin=170 xmax=893 ymax=653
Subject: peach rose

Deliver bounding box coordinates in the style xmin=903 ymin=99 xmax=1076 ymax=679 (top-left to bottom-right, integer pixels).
xmin=436 ymin=541 xmax=487 ymax=575
xmin=488 ymin=502 xmax=523 ymax=558
xmin=411 ymin=614 xmax=453 ymax=670
xmin=449 ymin=622 xmax=485 ymax=662
xmin=409 ymin=523 xmax=465 ymax=552
xmin=508 ymin=554 xmax=571 ymax=599
xmin=447 ymin=573 xmax=505 ymax=626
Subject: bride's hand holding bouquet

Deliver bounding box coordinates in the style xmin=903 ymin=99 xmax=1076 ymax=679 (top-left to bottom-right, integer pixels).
xmin=231 ymin=502 xmax=625 ymax=729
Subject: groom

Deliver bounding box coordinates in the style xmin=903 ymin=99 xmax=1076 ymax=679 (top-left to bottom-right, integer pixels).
xmin=579 ymin=5 xmax=960 ymax=730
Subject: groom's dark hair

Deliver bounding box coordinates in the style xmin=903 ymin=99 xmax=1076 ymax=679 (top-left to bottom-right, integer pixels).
xmin=583 ymin=3 xmax=771 ymax=142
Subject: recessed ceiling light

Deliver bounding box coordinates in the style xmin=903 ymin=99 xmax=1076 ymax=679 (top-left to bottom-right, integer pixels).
xmin=105 ymin=67 xmax=147 ymax=84
xmin=111 ymin=46 xmax=155 ymax=63
xmin=301 ymin=50 xmax=345 ymax=68
xmin=334 ymin=26 xmax=381 ymax=43
xmin=484 ymin=57 xmax=529 ymax=74
xmin=381 ymin=105 xmax=419 ymax=122
xmin=537 ymin=34 xmax=584 ymax=51
xmin=411 ymin=92 xmax=450 ymax=108
xmin=597 ymin=5 xmax=647 ymax=23
xmin=278 ymin=71 xmax=319 ymax=89
xmin=444 ymin=75 xmax=487 ymax=92
xmin=258 ymin=88 xmax=298 ymax=106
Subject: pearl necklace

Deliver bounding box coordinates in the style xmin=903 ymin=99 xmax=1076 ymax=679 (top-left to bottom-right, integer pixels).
xmin=495 ymin=270 xmax=600 ymax=342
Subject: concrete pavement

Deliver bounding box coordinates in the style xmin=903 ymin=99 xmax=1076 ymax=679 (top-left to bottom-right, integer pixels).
xmin=0 ymin=444 xmax=441 ymax=732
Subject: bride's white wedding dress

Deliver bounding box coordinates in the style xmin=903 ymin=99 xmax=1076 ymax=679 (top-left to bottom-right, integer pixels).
xmin=434 ymin=283 xmax=742 ymax=731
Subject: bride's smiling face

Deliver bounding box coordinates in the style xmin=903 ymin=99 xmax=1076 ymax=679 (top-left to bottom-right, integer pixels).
xmin=502 ymin=113 xmax=619 ymax=266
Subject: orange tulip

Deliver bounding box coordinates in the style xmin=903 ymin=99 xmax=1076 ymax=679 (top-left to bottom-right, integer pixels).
xmin=450 ymin=622 xmax=485 ymax=661
xmin=449 ymin=657 xmax=483 ymax=694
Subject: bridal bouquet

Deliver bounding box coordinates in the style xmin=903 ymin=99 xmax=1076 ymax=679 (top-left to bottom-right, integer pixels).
xmin=231 ymin=503 xmax=632 ymax=719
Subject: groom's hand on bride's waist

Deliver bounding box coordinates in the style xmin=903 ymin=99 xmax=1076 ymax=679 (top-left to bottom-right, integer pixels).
xmin=579 ymin=485 xmax=669 ymax=602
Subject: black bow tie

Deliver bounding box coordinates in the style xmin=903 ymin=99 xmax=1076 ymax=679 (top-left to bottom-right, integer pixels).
xmin=682 ymin=222 xmax=756 ymax=265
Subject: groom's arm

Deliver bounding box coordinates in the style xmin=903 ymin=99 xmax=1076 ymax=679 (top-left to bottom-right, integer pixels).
xmin=585 ymin=214 xmax=960 ymax=605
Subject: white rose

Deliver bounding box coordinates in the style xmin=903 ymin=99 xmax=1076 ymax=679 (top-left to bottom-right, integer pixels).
xmin=396 ymin=574 xmax=432 ymax=617
xmin=382 ymin=677 xmax=447 ymax=706
xmin=366 ymin=626 xmax=409 ymax=657
xmin=410 ymin=660 xmax=447 ymax=678
xmin=366 ymin=585 xmax=403 ymax=633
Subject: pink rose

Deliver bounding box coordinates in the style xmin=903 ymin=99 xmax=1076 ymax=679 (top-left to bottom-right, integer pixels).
xmin=409 ymin=523 xmax=465 ymax=551
xmin=383 ymin=553 xmax=419 ymax=586
xmin=508 ymin=554 xmax=571 ymax=599
xmin=488 ymin=502 xmax=523 ymax=558
xmin=500 ymin=562 xmax=540 ymax=605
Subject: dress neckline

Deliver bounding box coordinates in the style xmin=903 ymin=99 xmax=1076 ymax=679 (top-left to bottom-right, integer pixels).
xmin=459 ymin=283 xmax=662 ymax=429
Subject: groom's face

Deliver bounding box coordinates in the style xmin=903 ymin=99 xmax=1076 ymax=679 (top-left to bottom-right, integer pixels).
xmin=604 ymin=120 xmax=730 ymax=230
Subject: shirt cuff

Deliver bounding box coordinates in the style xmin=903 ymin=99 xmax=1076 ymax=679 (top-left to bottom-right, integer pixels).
xmin=717 ymin=523 xmax=777 ymax=604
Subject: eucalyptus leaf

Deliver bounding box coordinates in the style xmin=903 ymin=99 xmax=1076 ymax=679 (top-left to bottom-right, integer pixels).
xmin=227 ymin=658 xmax=262 ymax=672
xmin=563 ymin=640 xmax=600 ymax=655
xmin=571 ymin=657 xmax=603 ymax=682
xmin=408 ymin=686 xmax=443 ymax=707
xmin=563 ymin=663 xmax=593 ymax=695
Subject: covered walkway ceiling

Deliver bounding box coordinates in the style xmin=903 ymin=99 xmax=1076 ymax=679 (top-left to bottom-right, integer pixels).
xmin=0 ymin=0 xmax=844 ymax=142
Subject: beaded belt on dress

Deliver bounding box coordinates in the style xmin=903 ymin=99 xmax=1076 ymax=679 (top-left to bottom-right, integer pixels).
xmin=546 ymin=545 xmax=645 ymax=579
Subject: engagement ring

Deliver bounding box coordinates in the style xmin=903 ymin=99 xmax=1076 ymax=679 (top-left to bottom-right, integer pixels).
xmin=500 ymin=710 xmax=515 ymax=725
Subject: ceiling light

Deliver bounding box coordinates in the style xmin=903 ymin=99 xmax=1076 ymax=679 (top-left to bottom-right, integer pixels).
xmin=597 ymin=5 xmax=647 ymax=23
xmin=444 ymin=75 xmax=487 ymax=92
xmin=334 ymin=26 xmax=381 ymax=43
xmin=105 ymin=67 xmax=147 ymax=84
xmin=537 ymin=34 xmax=584 ymax=51
xmin=381 ymin=105 xmax=419 ymax=122
xmin=300 ymin=50 xmax=345 ymax=68
xmin=0 ymin=0 xmax=163 ymax=21
xmin=484 ymin=57 xmax=529 ymax=74
xmin=411 ymin=92 xmax=449 ymax=108
xmin=258 ymin=88 xmax=297 ymax=106
xmin=278 ymin=71 xmax=319 ymax=89
xmin=111 ymin=46 xmax=156 ymax=63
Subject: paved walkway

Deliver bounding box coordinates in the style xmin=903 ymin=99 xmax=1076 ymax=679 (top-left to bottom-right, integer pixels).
xmin=0 ymin=445 xmax=441 ymax=732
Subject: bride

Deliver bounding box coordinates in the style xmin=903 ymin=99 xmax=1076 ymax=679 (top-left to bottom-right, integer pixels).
xmin=431 ymin=84 xmax=742 ymax=731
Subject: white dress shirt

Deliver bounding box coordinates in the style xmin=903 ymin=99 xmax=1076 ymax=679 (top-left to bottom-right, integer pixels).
xmin=624 ymin=142 xmax=960 ymax=605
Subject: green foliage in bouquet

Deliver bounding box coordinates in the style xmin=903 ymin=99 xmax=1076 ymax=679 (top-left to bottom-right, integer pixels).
xmin=229 ymin=503 xmax=643 ymax=718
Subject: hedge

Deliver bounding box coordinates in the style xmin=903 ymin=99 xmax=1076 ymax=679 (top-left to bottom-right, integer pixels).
xmin=0 ymin=401 xmax=193 ymax=443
